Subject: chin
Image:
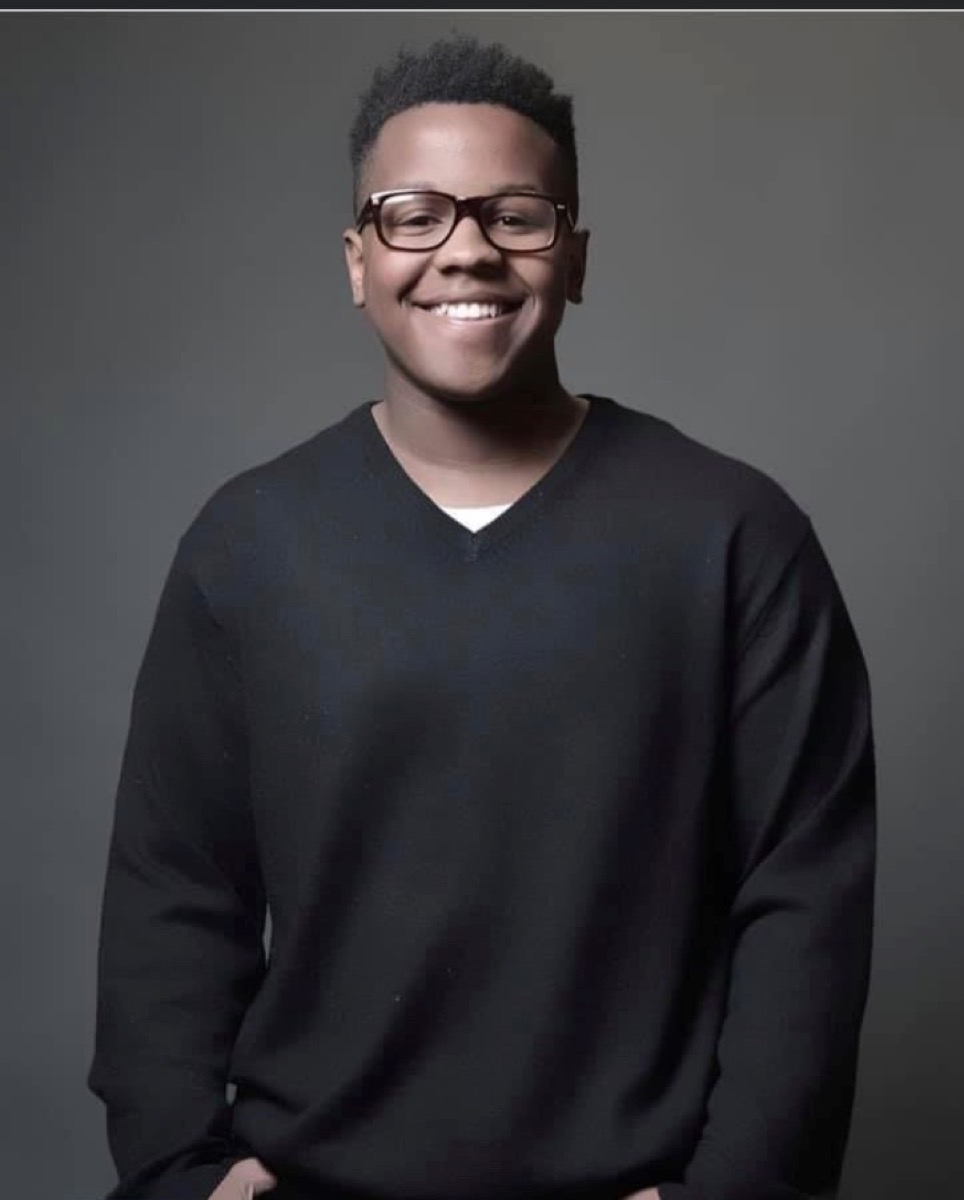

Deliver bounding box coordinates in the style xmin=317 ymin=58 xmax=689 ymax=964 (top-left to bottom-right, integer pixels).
xmin=431 ymin=384 xmax=529 ymax=411
xmin=416 ymin=361 xmax=551 ymax=407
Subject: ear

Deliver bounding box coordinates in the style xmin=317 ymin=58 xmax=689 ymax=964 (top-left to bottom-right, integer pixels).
xmin=343 ymin=228 xmax=366 ymax=308
xmin=565 ymin=227 xmax=589 ymax=305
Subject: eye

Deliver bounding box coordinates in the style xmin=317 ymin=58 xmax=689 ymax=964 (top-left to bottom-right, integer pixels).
xmin=495 ymin=214 xmax=534 ymax=228
xmin=381 ymin=195 xmax=451 ymax=233
xmin=395 ymin=210 xmax=445 ymax=227
xmin=485 ymin=197 xmax=555 ymax=236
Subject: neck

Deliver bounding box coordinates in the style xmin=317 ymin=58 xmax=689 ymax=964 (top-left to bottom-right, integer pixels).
xmin=375 ymin=379 xmax=584 ymax=473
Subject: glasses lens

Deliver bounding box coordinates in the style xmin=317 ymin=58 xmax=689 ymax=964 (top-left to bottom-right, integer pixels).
xmin=379 ymin=193 xmax=456 ymax=249
xmin=481 ymin=195 xmax=558 ymax=250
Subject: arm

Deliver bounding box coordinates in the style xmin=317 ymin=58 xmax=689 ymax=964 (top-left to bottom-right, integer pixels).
xmin=659 ymin=524 xmax=876 ymax=1200
xmin=88 ymin=536 xmax=268 ymax=1199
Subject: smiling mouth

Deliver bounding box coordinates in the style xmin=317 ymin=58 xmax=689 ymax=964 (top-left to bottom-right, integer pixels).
xmin=415 ymin=300 xmax=522 ymax=321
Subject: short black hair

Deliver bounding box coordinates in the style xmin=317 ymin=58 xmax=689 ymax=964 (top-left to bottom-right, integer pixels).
xmin=349 ymin=35 xmax=578 ymax=216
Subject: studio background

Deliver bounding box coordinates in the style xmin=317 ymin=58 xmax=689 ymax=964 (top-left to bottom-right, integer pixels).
xmin=3 ymin=13 xmax=962 ymax=1200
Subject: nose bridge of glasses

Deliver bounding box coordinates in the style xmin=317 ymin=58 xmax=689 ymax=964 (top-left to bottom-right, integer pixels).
xmin=444 ymin=196 xmax=501 ymax=251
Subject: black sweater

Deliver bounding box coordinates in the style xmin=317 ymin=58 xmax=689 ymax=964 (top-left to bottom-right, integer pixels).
xmin=88 ymin=396 xmax=876 ymax=1200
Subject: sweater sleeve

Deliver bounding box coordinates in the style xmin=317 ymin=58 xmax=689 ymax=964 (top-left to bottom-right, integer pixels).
xmin=659 ymin=523 xmax=877 ymax=1200
xmin=88 ymin=534 xmax=267 ymax=1199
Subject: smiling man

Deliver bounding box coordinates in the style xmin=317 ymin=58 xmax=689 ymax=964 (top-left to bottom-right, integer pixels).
xmin=343 ymin=92 xmax=590 ymax=512
xmin=88 ymin=36 xmax=876 ymax=1200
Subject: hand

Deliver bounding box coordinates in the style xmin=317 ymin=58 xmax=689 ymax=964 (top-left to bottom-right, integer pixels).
xmin=206 ymin=1157 xmax=278 ymax=1199
xmin=624 ymin=1190 xmax=660 ymax=1200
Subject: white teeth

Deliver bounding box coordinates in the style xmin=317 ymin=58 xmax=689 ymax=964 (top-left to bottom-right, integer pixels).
xmin=427 ymin=302 xmax=508 ymax=320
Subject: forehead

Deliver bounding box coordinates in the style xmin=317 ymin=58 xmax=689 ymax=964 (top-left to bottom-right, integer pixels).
xmin=363 ymin=103 xmax=569 ymax=197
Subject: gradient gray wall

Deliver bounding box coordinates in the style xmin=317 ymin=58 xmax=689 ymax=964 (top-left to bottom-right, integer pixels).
xmin=4 ymin=13 xmax=962 ymax=1199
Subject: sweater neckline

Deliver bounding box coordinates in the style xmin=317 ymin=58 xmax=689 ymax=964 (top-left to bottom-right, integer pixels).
xmin=352 ymin=394 xmax=613 ymax=562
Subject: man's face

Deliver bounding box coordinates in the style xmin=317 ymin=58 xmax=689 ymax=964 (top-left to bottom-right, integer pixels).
xmin=343 ymin=103 xmax=588 ymax=408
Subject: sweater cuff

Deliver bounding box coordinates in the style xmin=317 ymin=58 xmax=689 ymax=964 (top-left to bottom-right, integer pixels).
xmin=103 ymin=1156 xmax=240 ymax=1200
xmin=655 ymin=1185 xmax=695 ymax=1200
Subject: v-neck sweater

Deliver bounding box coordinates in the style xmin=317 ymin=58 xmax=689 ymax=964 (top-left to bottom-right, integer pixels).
xmin=89 ymin=395 xmax=876 ymax=1200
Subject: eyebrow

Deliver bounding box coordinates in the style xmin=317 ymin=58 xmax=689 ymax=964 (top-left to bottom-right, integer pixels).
xmin=381 ymin=182 xmax=548 ymax=195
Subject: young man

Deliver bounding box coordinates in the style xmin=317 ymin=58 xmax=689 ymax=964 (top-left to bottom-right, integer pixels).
xmin=88 ymin=37 xmax=876 ymax=1200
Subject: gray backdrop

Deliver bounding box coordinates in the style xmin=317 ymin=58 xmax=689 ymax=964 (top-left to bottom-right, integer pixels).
xmin=4 ymin=13 xmax=962 ymax=1199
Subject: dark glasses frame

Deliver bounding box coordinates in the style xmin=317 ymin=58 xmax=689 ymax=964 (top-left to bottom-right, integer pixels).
xmin=354 ymin=189 xmax=576 ymax=254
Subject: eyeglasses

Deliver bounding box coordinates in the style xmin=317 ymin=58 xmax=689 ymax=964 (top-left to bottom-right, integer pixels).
xmin=355 ymin=190 xmax=575 ymax=253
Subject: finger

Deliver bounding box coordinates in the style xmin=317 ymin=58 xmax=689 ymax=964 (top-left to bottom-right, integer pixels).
xmin=227 ymin=1157 xmax=278 ymax=1194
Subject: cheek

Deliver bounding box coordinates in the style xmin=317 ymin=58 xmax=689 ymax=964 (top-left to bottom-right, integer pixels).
xmin=527 ymin=267 xmax=572 ymax=330
xmin=363 ymin=256 xmax=421 ymax=315
xmin=525 ymin=258 xmax=570 ymax=305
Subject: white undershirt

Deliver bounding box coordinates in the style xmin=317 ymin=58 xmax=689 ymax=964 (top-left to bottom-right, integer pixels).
xmin=437 ymin=503 xmax=514 ymax=532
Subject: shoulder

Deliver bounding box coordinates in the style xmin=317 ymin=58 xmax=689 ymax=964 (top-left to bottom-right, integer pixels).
xmin=593 ymin=396 xmax=813 ymax=570
xmin=183 ymin=404 xmax=368 ymax=543
xmin=173 ymin=403 xmax=370 ymax=587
